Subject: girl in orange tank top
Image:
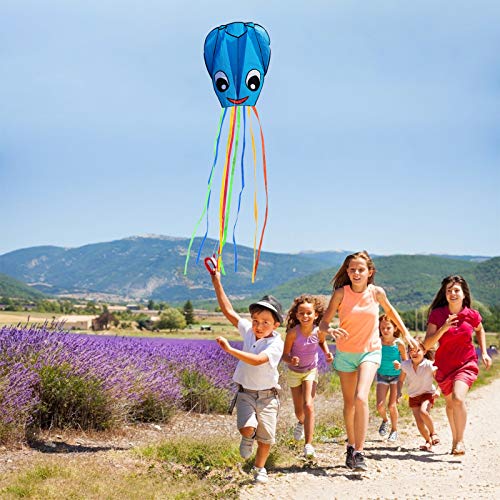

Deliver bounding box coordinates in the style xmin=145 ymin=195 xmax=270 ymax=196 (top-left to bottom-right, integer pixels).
xmin=318 ymin=251 xmax=416 ymax=472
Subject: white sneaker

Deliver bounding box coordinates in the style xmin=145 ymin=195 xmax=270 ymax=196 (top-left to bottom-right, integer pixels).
xmin=304 ymin=443 xmax=316 ymax=458
xmin=253 ymin=466 xmax=268 ymax=483
xmin=388 ymin=430 xmax=398 ymax=442
xmin=239 ymin=436 xmax=254 ymax=459
xmin=293 ymin=421 xmax=305 ymax=441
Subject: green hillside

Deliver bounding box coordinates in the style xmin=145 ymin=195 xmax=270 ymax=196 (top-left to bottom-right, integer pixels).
xmin=0 ymin=273 xmax=46 ymax=300
xmin=265 ymin=255 xmax=499 ymax=311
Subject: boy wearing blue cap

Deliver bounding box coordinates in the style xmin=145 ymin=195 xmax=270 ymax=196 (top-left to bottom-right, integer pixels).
xmin=209 ymin=270 xmax=284 ymax=484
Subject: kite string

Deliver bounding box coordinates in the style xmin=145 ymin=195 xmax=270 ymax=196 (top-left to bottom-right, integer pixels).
xmin=217 ymin=106 xmax=237 ymax=270
xmin=222 ymin=106 xmax=241 ymax=262
xmin=248 ymin=106 xmax=259 ymax=282
xmin=184 ymin=108 xmax=226 ymax=275
xmin=251 ymin=106 xmax=268 ymax=283
xmin=232 ymin=106 xmax=246 ymax=271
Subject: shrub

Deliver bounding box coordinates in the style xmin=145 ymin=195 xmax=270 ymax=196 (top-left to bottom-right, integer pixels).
xmin=37 ymin=364 xmax=113 ymax=430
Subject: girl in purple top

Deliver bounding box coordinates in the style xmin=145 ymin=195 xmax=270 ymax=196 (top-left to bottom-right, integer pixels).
xmin=282 ymin=295 xmax=333 ymax=459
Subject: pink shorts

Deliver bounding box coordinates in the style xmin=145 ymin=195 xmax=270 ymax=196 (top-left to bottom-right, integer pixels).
xmin=436 ymin=360 xmax=478 ymax=396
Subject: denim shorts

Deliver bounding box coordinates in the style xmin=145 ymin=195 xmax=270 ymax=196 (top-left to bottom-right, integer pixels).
xmin=376 ymin=373 xmax=400 ymax=385
xmin=333 ymin=350 xmax=381 ymax=373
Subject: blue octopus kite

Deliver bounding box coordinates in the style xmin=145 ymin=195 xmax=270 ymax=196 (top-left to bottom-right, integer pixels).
xmin=184 ymin=21 xmax=271 ymax=282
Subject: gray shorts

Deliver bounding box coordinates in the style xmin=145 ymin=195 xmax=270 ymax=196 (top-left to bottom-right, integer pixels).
xmin=236 ymin=389 xmax=280 ymax=445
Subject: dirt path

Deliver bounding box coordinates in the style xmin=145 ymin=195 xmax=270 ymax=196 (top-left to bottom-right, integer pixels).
xmin=241 ymin=378 xmax=500 ymax=500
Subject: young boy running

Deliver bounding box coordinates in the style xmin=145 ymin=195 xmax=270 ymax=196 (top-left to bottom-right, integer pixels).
xmin=210 ymin=270 xmax=284 ymax=484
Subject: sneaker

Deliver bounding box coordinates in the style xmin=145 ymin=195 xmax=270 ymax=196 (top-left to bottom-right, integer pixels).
xmin=239 ymin=436 xmax=254 ymax=459
xmin=293 ymin=421 xmax=305 ymax=441
xmin=388 ymin=430 xmax=398 ymax=442
xmin=252 ymin=466 xmax=268 ymax=484
xmin=345 ymin=444 xmax=355 ymax=469
xmin=378 ymin=420 xmax=389 ymax=436
xmin=304 ymin=443 xmax=316 ymax=459
xmin=353 ymin=451 xmax=368 ymax=472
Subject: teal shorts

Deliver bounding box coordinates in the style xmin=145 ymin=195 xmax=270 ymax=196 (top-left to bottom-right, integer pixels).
xmin=333 ymin=350 xmax=381 ymax=373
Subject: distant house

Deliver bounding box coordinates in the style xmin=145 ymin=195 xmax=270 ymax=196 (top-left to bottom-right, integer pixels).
xmin=59 ymin=315 xmax=97 ymax=330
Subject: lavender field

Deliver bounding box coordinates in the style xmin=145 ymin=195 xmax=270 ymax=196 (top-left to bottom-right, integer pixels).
xmin=0 ymin=324 xmax=336 ymax=444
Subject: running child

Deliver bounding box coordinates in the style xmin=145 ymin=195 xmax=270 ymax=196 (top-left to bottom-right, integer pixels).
xmin=209 ymin=269 xmax=284 ymax=484
xmin=395 ymin=340 xmax=440 ymax=452
xmin=318 ymin=251 xmax=417 ymax=471
xmin=282 ymin=294 xmax=334 ymax=459
xmin=424 ymin=275 xmax=492 ymax=455
xmin=376 ymin=315 xmax=407 ymax=442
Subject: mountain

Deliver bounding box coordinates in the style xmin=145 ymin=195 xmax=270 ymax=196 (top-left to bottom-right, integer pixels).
xmin=265 ymin=255 xmax=500 ymax=310
xmin=0 ymin=237 xmax=497 ymax=310
xmin=0 ymin=236 xmax=333 ymax=302
xmin=0 ymin=272 xmax=46 ymax=300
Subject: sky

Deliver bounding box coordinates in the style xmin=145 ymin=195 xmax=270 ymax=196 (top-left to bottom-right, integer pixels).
xmin=2 ymin=0 xmax=499 ymax=258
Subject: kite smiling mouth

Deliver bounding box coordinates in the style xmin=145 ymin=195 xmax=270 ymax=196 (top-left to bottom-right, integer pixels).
xmin=227 ymin=96 xmax=249 ymax=104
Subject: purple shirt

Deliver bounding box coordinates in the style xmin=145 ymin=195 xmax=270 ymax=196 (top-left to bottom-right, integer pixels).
xmin=289 ymin=325 xmax=320 ymax=373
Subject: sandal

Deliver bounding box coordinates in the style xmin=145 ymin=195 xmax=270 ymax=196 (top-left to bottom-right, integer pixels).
xmin=452 ymin=442 xmax=465 ymax=455
xmin=431 ymin=434 xmax=440 ymax=445
xmin=419 ymin=441 xmax=433 ymax=452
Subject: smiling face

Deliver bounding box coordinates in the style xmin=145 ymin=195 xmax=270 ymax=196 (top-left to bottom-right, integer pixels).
xmin=204 ymin=22 xmax=271 ymax=108
xmin=347 ymin=257 xmax=374 ymax=289
xmin=379 ymin=318 xmax=396 ymax=341
xmin=295 ymin=302 xmax=318 ymax=328
xmin=409 ymin=345 xmax=425 ymax=364
xmin=445 ymin=282 xmax=465 ymax=308
xmin=251 ymin=309 xmax=279 ymax=339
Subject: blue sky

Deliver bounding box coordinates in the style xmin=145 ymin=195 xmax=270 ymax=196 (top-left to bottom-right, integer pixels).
xmin=2 ymin=1 xmax=499 ymax=257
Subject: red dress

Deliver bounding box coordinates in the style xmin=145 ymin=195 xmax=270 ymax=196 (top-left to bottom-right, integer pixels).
xmin=427 ymin=306 xmax=481 ymax=395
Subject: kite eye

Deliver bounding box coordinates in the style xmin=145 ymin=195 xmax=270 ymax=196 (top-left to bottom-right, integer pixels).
xmin=245 ymin=69 xmax=261 ymax=91
xmin=214 ymin=71 xmax=230 ymax=92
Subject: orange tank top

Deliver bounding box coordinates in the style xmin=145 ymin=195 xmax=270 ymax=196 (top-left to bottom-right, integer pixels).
xmin=336 ymin=284 xmax=382 ymax=353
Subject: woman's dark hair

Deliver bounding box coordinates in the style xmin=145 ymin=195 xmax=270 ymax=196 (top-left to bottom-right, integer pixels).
xmin=427 ymin=275 xmax=472 ymax=318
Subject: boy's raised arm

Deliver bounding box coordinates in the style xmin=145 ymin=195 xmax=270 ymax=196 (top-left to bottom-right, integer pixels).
xmin=211 ymin=272 xmax=241 ymax=328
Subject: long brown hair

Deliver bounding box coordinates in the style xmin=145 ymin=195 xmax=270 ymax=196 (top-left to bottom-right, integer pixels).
xmin=427 ymin=275 xmax=472 ymax=318
xmin=332 ymin=251 xmax=376 ymax=290
xmin=286 ymin=295 xmax=325 ymax=330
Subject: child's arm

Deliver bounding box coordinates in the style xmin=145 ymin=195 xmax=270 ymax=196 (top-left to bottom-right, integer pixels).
xmin=376 ymin=287 xmax=417 ymax=349
xmin=282 ymin=329 xmax=300 ymax=367
xmin=210 ymin=271 xmax=241 ymax=328
xmin=474 ymin=322 xmax=492 ymax=369
xmin=318 ymin=288 xmax=348 ymax=341
xmin=216 ymin=336 xmax=269 ymax=366
xmin=319 ymin=338 xmax=334 ymax=363
xmin=397 ymin=340 xmax=408 ymax=361
xmin=397 ymin=369 xmax=406 ymax=403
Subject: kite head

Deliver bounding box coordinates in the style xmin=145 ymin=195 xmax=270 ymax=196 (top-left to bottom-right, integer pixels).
xmin=204 ymin=22 xmax=271 ymax=108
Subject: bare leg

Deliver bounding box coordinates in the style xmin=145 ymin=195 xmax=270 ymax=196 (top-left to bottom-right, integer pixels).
xmin=376 ymin=383 xmax=389 ymax=422
xmin=388 ymin=383 xmax=399 ymax=431
xmin=352 ymin=362 xmax=379 ymax=451
xmin=239 ymin=426 xmax=256 ymax=438
xmin=411 ymin=407 xmax=432 ymax=443
xmin=290 ymin=385 xmax=304 ymax=425
xmin=418 ymin=400 xmax=435 ymax=437
xmin=444 ymin=393 xmax=457 ymax=448
xmin=302 ymin=380 xmax=317 ymax=445
xmin=338 ymin=371 xmax=357 ymax=446
xmin=254 ymin=441 xmax=270 ymax=468
xmin=450 ymin=380 xmax=470 ymax=448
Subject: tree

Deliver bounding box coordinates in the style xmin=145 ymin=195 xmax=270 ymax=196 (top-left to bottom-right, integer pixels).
xmin=92 ymin=309 xmax=116 ymax=331
xmin=156 ymin=308 xmax=186 ymax=331
xmin=147 ymin=299 xmax=156 ymax=311
xmin=183 ymin=300 xmax=195 ymax=325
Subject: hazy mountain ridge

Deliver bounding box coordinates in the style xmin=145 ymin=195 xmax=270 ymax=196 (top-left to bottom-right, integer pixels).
xmin=0 ymin=237 xmax=497 ymax=309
